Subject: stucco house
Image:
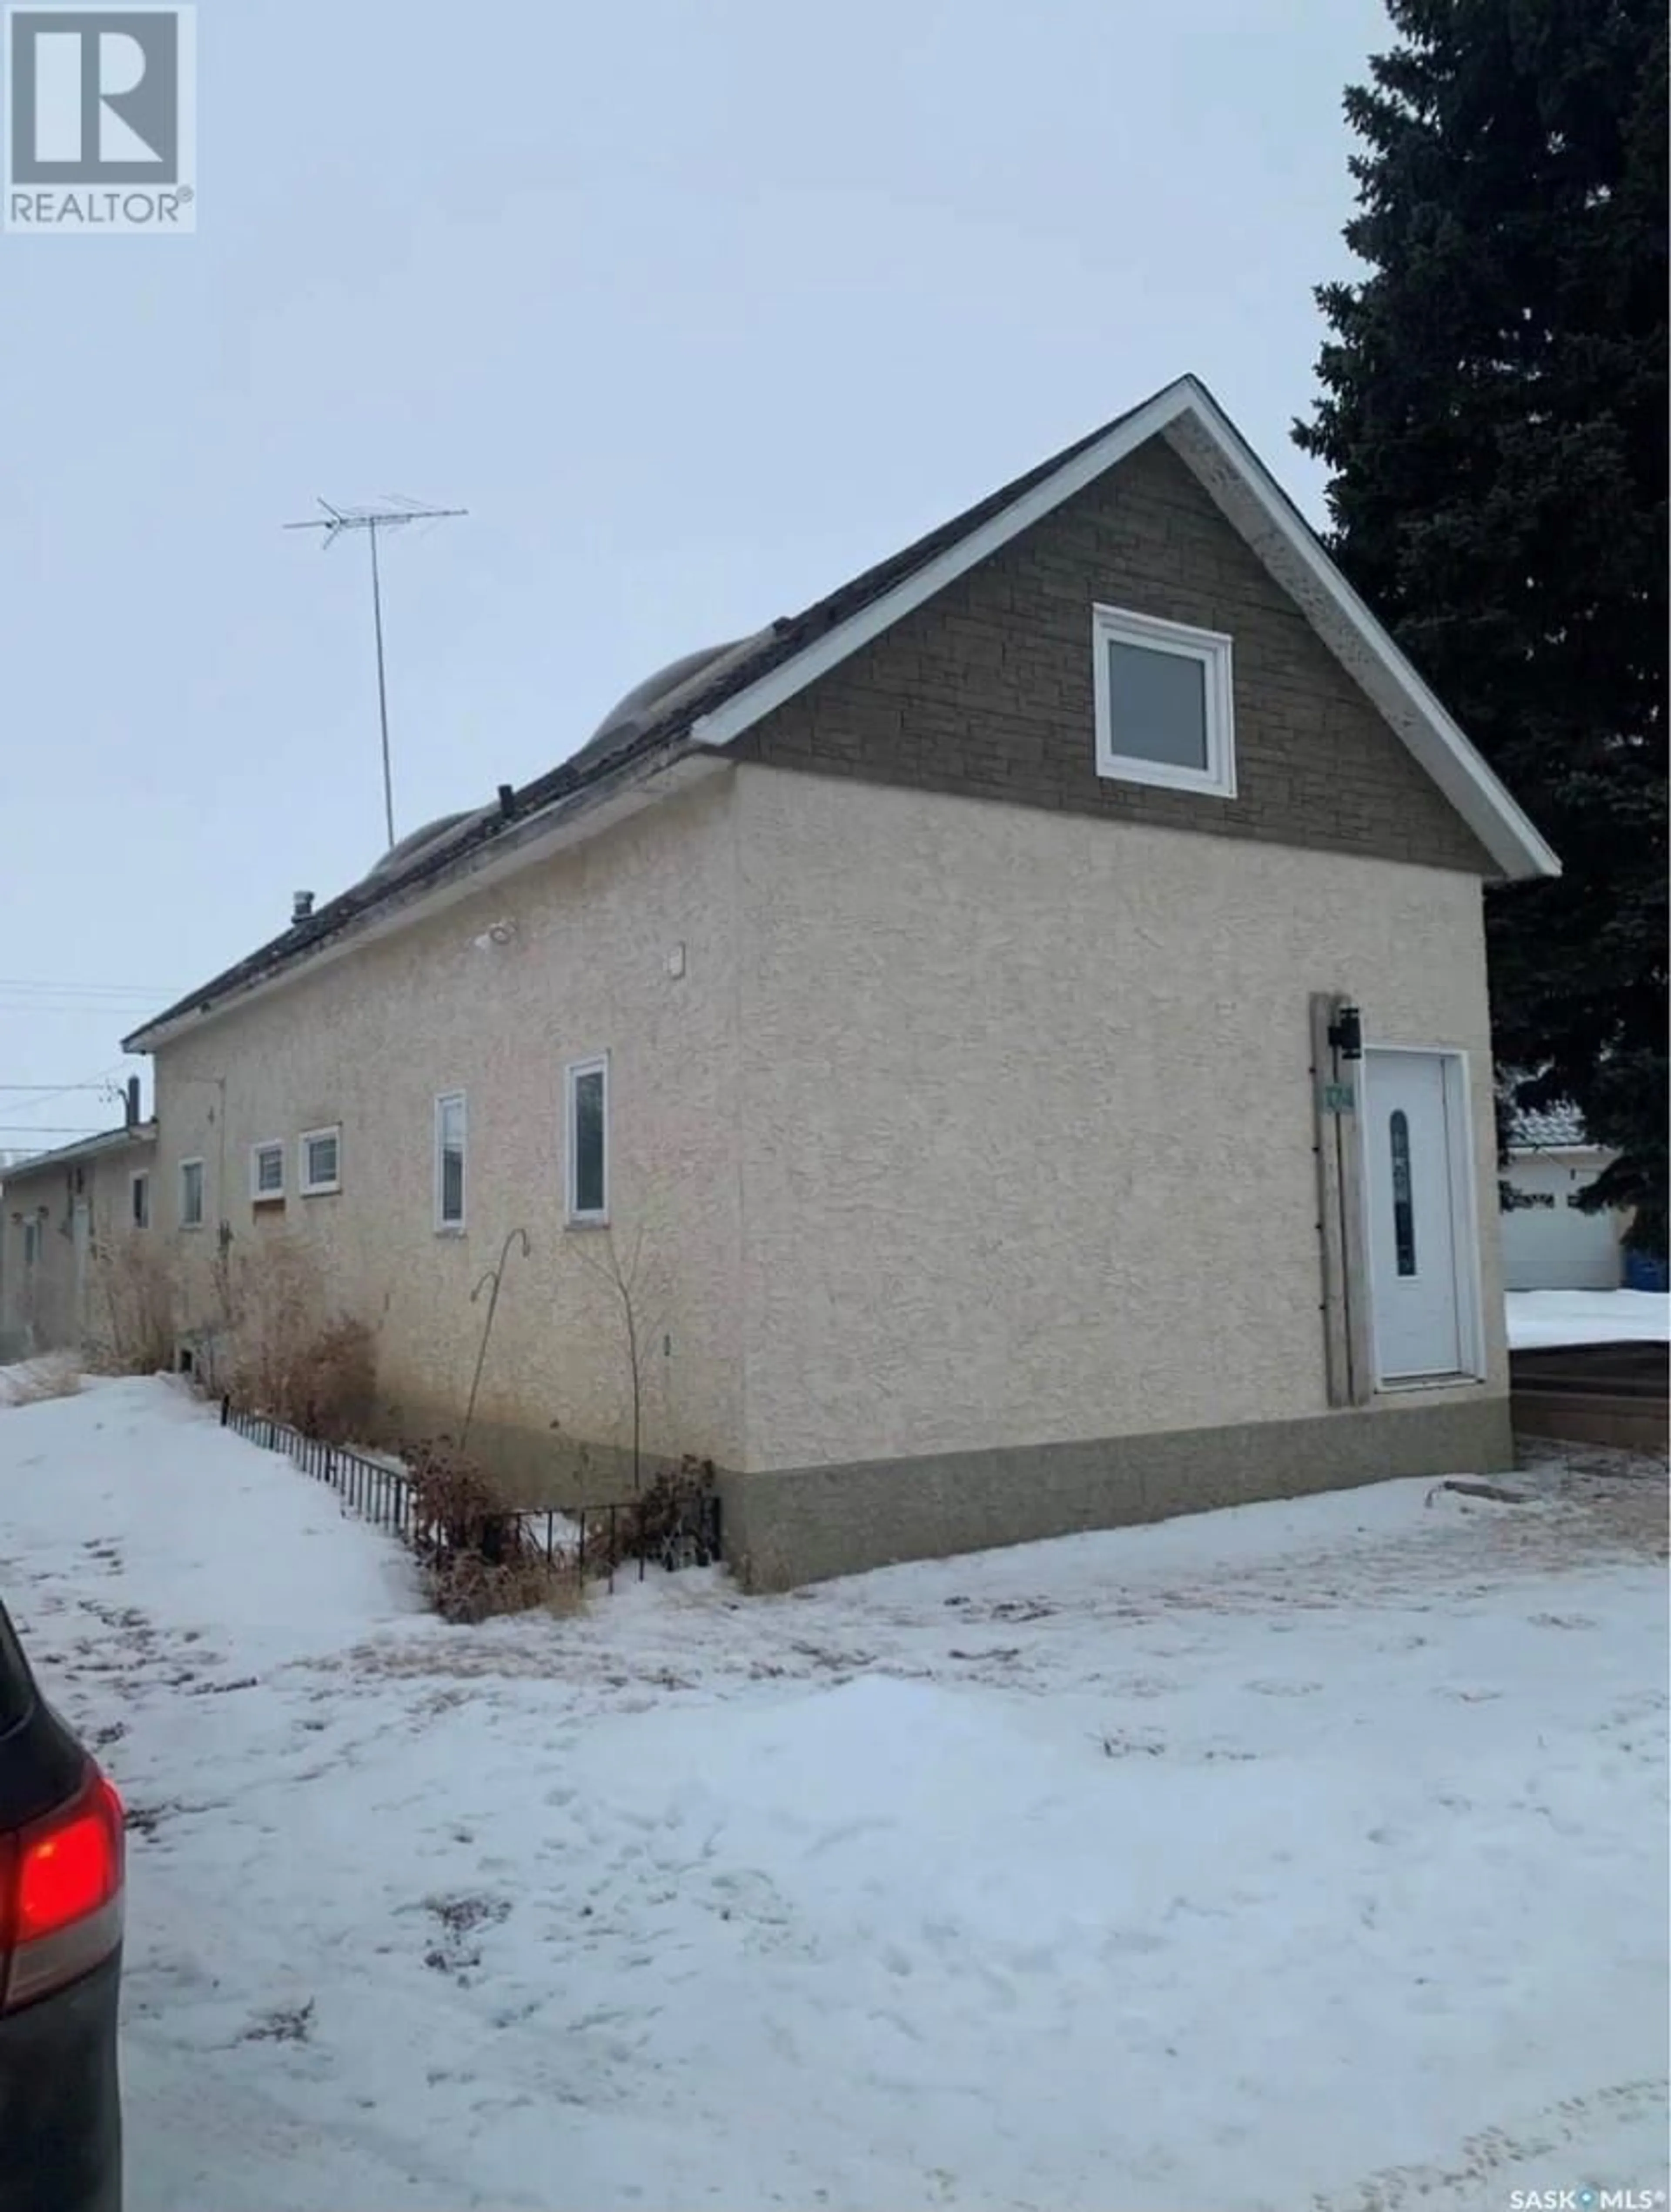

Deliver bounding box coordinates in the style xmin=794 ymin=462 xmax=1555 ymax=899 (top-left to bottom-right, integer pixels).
xmin=0 ymin=1109 xmax=157 ymax=1359
xmin=121 ymin=375 xmax=1557 ymax=1589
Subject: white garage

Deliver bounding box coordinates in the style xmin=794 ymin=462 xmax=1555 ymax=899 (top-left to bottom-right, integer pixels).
xmin=1500 ymin=1106 xmax=1625 ymax=1292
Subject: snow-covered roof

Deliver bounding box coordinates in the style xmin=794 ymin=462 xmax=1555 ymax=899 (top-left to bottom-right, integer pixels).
xmin=1509 ymin=1101 xmax=1590 ymax=1150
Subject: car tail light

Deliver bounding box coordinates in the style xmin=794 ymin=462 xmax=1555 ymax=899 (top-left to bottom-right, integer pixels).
xmin=0 ymin=1764 xmax=125 ymax=2012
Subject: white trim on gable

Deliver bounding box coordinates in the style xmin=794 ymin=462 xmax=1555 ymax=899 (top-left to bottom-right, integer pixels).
xmin=687 ymin=376 xmax=1558 ymax=883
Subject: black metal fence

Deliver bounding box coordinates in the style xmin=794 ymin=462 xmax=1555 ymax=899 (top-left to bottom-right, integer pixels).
xmin=219 ymin=1399 xmax=721 ymax=1592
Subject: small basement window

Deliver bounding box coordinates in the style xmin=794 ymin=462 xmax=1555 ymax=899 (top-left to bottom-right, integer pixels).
xmin=251 ymin=1141 xmax=285 ymax=1202
xmin=299 ymin=1126 xmax=341 ymax=1197
xmin=130 ymin=1171 xmax=150 ymax=1230
xmin=565 ymin=1057 xmax=608 ymax=1225
xmin=434 ymin=1092 xmax=466 ymax=1232
xmin=179 ymin=1159 xmax=205 ymax=1230
xmin=1091 ymin=604 xmax=1235 ymax=798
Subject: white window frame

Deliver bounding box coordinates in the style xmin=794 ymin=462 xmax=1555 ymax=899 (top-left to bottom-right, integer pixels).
xmin=299 ymin=1125 xmax=342 ymax=1198
xmin=250 ymin=1140 xmax=286 ymax=1202
xmin=130 ymin=1170 xmax=151 ymax=1230
xmin=433 ymin=1091 xmax=467 ymax=1234
xmin=1091 ymin=603 xmax=1236 ymax=799
xmin=564 ymin=1055 xmax=609 ymax=1227
xmin=179 ymin=1158 xmax=205 ymax=1231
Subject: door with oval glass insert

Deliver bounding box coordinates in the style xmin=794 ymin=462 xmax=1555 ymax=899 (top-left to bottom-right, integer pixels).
xmin=1362 ymin=1050 xmax=1466 ymax=1381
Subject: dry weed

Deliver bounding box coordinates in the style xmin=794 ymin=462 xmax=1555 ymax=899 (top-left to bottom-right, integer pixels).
xmin=87 ymin=1230 xmax=176 ymax=1375
xmin=0 ymin=1353 xmax=84 ymax=1407
xmin=222 ymin=1237 xmax=376 ymax=1439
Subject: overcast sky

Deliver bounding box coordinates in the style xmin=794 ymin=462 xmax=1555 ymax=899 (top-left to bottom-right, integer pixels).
xmin=0 ymin=0 xmax=1386 ymax=1148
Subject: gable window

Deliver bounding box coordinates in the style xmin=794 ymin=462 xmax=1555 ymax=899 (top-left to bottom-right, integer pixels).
xmin=1091 ymin=604 xmax=1235 ymax=799
xmin=251 ymin=1141 xmax=285 ymax=1202
xmin=434 ymin=1092 xmax=466 ymax=1233
xmin=299 ymin=1126 xmax=341 ymax=1197
xmin=179 ymin=1159 xmax=205 ymax=1230
xmin=565 ymin=1056 xmax=608 ymax=1225
xmin=131 ymin=1172 xmax=150 ymax=1230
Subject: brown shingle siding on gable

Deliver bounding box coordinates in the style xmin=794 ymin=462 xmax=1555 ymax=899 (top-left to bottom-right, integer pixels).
xmin=735 ymin=436 xmax=1496 ymax=873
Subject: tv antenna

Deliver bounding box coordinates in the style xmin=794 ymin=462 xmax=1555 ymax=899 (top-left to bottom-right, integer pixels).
xmin=284 ymin=496 xmax=466 ymax=848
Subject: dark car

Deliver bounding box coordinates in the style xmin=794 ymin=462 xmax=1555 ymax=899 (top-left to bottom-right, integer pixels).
xmin=0 ymin=1598 xmax=124 ymax=2212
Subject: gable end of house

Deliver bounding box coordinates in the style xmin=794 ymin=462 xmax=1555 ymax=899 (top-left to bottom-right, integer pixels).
xmin=734 ymin=431 xmax=1497 ymax=875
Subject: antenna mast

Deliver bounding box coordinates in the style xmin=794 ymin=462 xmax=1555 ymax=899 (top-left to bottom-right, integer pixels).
xmin=284 ymin=496 xmax=466 ymax=847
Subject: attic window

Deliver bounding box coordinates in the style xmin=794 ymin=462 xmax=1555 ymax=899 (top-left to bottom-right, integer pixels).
xmin=1091 ymin=605 xmax=1235 ymax=799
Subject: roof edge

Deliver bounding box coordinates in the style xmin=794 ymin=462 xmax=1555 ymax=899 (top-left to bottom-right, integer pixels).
xmin=126 ymin=372 xmax=1557 ymax=1048
xmin=686 ymin=374 xmax=1558 ymax=882
xmin=0 ymin=1120 xmax=158 ymax=1181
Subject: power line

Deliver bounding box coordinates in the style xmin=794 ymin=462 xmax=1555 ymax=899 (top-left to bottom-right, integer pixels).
xmin=0 ymin=1069 xmax=127 ymax=1122
xmin=0 ymin=979 xmax=183 ymax=995
xmin=0 ymin=1124 xmax=113 ymax=1137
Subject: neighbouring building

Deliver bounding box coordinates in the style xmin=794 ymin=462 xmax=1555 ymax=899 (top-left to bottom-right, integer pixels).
xmin=1500 ymin=1100 xmax=1626 ymax=1292
xmin=119 ymin=375 xmax=1557 ymax=1588
xmin=0 ymin=1113 xmax=158 ymax=1360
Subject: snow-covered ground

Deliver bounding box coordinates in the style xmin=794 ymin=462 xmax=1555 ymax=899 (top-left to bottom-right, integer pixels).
xmin=1 ymin=1379 xmax=1666 ymax=2212
xmin=1507 ymin=1288 xmax=1671 ymax=1350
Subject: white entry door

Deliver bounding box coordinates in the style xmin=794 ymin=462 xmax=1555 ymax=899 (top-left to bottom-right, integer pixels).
xmin=1362 ymin=1051 xmax=1469 ymax=1382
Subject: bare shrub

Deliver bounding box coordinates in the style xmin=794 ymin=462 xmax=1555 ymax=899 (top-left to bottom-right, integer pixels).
xmin=87 ymin=1230 xmax=176 ymax=1375
xmin=569 ymin=1455 xmax=719 ymax=1580
xmin=222 ymin=1237 xmax=376 ymax=1439
xmin=0 ymin=1353 xmax=84 ymax=1407
xmin=406 ymin=1438 xmax=581 ymax=1623
xmin=572 ymin=1223 xmax=669 ymax=1494
xmin=426 ymin=1547 xmax=580 ymax=1625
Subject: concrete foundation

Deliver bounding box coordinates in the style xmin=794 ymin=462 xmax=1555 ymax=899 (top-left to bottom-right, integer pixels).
xmin=718 ymin=1394 xmax=1514 ymax=1592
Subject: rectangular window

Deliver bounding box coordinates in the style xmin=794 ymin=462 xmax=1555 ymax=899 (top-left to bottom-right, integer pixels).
xmin=299 ymin=1126 xmax=341 ymax=1197
xmin=179 ymin=1159 xmax=205 ymax=1230
xmin=1091 ymin=603 xmax=1235 ymax=798
xmin=131 ymin=1172 xmax=150 ymax=1230
xmin=565 ymin=1056 xmax=608 ymax=1225
xmin=434 ymin=1092 xmax=466 ymax=1232
xmin=251 ymin=1141 xmax=285 ymax=1201
xmin=21 ymin=1219 xmax=40 ymax=1268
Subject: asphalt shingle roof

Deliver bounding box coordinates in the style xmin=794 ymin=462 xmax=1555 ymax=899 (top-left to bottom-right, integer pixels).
xmin=124 ymin=397 xmax=1146 ymax=1049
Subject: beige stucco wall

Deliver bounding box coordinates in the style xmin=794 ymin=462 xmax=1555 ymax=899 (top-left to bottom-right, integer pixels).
xmin=732 ymin=763 xmax=1507 ymax=1474
xmin=141 ymin=752 xmax=1507 ymax=1511
xmin=0 ymin=1138 xmax=155 ymax=1354
xmin=152 ymin=773 xmax=742 ymax=1493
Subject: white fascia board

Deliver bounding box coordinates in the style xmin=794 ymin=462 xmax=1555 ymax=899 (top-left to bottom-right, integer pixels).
xmin=126 ymin=752 xmax=727 ymax=1054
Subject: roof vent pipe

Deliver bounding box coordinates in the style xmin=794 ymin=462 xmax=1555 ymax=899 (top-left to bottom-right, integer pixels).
xmin=292 ymin=890 xmax=315 ymax=924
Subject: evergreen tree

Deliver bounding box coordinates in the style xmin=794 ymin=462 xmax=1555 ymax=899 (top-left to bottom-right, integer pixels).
xmin=1297 ymin=0 xmax=1668 ymax=1250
